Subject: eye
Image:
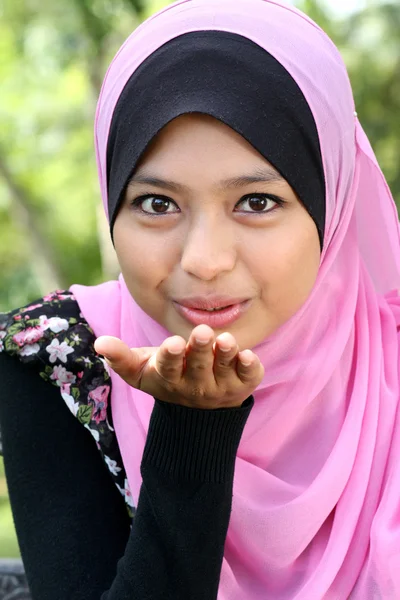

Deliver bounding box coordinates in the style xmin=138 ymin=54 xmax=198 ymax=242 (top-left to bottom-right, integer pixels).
xmin=235 ymin=193 xmax=284 ymax=214
xmin=130 ymin=194 xmax=180 ymax=215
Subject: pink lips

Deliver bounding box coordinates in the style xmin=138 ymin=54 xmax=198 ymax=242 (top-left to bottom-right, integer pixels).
xmin=173 ymin=296 xmax=252 ymax=328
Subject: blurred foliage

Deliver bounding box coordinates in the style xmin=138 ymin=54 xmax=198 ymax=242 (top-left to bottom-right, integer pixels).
xmin=303 ymin=0 xmax=400 ymax=203
xmin=0 ymin=0 xmax=399 ymax=557
xmin=0 ymin=0 xmax=154 ymax=310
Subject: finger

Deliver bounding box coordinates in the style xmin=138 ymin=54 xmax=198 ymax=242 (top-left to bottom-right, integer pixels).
xmin=94 ymin=336 xmax=154 ymax=385
xmin=236 ymin=349 xmax=264 ymax=385
xmin=213 ymin=332 xmax=239 ymax=380
xmin=151 ymin=336 xmax=186 ymax=383
xmin=185 ymin=324 xmax=215 ymax=381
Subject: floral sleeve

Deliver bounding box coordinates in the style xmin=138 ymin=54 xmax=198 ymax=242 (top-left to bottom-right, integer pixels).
xmin=0 ymin=290 xmax=135 ymax=517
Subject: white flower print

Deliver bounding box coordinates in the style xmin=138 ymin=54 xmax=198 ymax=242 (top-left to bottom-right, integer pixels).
xmin=61 ymin=392 xmax=79 ymax=416
xmin=50 ymin=365 xmax=76 ymax=386
xmin=39 ymin=315 xmax=49 ymax=328
xmin=71 ymin=334 xmax=81 ymax=343
xmin=0 ymin=340 xmax=3 ymax=352
xmin=84 ymin=425 xmax=100 ymax=443
xmin=0 ymin=331 xmax=6 ymax=340
xmin=39 ymin=315 xmax=69 ymax=334
xmin=46 ymin=338 xmax=74 ymax=363
xmin=117 ymin=479 xmax=135 ymax=508
xmin=48 ymin=318 xmax=68 ymax=333
xmin=18 ymin=343 xmax=41 ymax=357
xmin=104 ymin=455 xmax=122 ymax=476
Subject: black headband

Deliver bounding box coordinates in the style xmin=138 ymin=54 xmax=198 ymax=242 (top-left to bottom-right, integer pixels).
xmin=107 ymin=30 xmax=325 ymax=246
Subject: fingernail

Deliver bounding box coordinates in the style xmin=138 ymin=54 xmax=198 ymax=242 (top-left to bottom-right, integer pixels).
xmin=168 ymin=346 xmax=184 ymax=355
xmin=217 ymin=333 xmax=233 ymax=352
xmin=240 ymin=358 xmax=253 ymax=366
xmin=218 ymin=341 xmax=232 ymax=352
xmin=240 ymin=350 xmax=253 ymax=366
xmin=195 ymin=335 xmax=211 ymax=345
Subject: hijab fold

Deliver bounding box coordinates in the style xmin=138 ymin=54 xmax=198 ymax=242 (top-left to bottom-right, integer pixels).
xmin=72 ymin=1 xmax=400 ymax=597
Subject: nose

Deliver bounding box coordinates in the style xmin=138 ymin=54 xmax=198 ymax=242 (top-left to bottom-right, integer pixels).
xmin=180 ymin=218 xmax=236 ymax=281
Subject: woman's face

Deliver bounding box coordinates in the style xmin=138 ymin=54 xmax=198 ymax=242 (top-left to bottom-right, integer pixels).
xmin=113 ymin=114 xmax=321 ymax=350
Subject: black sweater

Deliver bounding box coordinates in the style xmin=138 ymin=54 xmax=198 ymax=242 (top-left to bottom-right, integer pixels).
xmin=0 ymin=352 xmax=253 ymax=599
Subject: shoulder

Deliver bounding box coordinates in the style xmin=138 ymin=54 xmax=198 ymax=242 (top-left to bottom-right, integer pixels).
xmin=0 ymin=290 xmax=90 ymax=361
xmin=0 ymin=289 xmax=104 ymax=439
xmin=0 ymin=290 xmax=101 ymax=410
xmin=0 ymin=290 xmax=133 ymax=516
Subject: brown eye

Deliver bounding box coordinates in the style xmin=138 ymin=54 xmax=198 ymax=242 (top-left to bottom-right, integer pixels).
xmin=236 ymin=194 xmax=283 ymax=214
xmin=247 ymin=197 xmax=269 ymax=211
xmin=150 ymin=198 xmax=170 ymax=213
xmin=130 ymin=195 xmax=180 ymax=214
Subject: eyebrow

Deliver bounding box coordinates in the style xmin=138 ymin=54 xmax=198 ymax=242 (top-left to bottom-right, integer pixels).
xmin=127 ymin=167 xmax=285 ymax=193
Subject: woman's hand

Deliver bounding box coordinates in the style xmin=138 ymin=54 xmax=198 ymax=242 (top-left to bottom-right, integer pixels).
xmin=94 ymin=324 xmax=263 ymax=409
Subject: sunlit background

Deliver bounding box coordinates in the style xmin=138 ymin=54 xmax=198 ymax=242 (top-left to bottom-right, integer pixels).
xmin=1 ymin=0 xmax=399 ymax=558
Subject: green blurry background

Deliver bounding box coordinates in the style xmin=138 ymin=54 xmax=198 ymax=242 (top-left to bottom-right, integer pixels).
xmin=0 ymin=0 xmax=399 ymax=558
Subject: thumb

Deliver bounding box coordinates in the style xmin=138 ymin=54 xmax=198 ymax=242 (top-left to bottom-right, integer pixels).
xmin=94 ymin=336 xmax=155 ymax=385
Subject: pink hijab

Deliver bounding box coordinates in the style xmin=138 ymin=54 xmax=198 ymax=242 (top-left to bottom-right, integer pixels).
xmin=71 ymin=1 xmax=400 ymax=597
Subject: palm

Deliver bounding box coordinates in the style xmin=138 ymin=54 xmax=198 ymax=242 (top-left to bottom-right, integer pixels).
xmin=96 ymin=326 xmax=263 ymax=409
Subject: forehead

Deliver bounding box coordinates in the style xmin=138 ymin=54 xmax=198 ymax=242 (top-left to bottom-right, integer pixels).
xmin=135 ymin=114 xmax=279 ymax=168
xmin=129 ymin=114 xmax=287 ymax=193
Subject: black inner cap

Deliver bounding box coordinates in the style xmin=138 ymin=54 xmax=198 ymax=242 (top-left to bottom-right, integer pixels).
xmin=106 ymin=30 xmax=325 ymax=247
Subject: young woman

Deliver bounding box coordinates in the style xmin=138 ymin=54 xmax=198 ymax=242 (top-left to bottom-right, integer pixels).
xmin=1 ymin=0 xmax=400 ymax=598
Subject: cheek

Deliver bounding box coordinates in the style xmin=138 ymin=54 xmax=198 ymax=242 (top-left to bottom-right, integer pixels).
xmin=113 ymin=220 xmax=178 ymax=288
xmin=247 ymin=220 xmax=320 ymax=313
xmin=270 ymin=228 xmax=320 ymax=309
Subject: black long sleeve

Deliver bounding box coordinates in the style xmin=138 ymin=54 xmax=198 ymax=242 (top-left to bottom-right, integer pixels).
xmin=0 ymin=352 xmax=253 ymax=600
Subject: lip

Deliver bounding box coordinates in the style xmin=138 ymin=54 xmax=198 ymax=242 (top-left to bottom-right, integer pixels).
xmin=173 ymin=298 xmax=252 ymax=328
xmin=174 ymin=295 xmax=250 ymax=310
